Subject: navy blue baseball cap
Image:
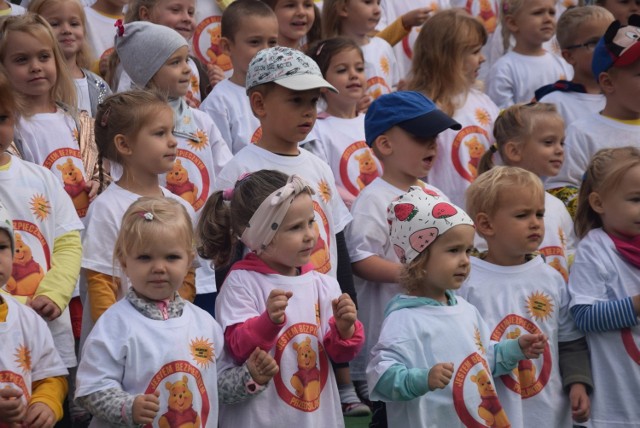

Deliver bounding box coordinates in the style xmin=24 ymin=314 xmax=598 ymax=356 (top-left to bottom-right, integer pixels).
xmin=364 ymin=91 xmax=461 ymax=147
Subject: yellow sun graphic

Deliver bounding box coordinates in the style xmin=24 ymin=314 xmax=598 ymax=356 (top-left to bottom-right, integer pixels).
xmin=475 ymin=108 xmax=491 ymax=126
xmin=188 ymin=130 xmax=209 ymax=151
xmin=526 ymin=291 xmax=554 ymax=321
xmin=14 ymin=344 xmax=32 ymax=373
xmin=380 ymin=57 xmax=390 ymax=76
xmin=559 ymin=227 xmax=566 ymax=249
xmin=317 ymin=180 xmax=332 ymax=203
xmin=474 ymin=326 xmax=485 ymax=355
xmin=190 ymin=337 xmax=215 ymax=368
xmin=430 ymin=2 xmax=439 ymax=11
xmin=30 ymin=194 xmax=51 ymax=222
xmin=190 ymin=74 xmax=199 ymax=92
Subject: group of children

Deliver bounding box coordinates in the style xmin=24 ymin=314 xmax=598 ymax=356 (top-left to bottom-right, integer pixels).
xmin=0 ymin=0 xmax=639 ymax=427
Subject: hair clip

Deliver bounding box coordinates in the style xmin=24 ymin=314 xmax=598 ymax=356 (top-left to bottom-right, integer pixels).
xmin=100 ymin=106 xmax=111 ymax=127
xmin=502 ymin=1 xmax=509 ymax=13
xmin=114 ymin=19 xmax=125 ymax=37
xmin=316 ymin=42 xmax=326 ymax=56
xmin=138 ymin=211 xmax=154 ymax=221
xmin=237 ymin=172 xmax=252 ymax=184
xmin=222 ymin=188 xmax=234 ymax=201
xmin=490 ymin=144 xmax=498 ymax=153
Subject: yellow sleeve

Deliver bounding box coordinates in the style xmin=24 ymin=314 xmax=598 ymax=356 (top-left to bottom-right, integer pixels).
xmin=31 ymin=376 xmax=68 ymax=422
xmin=35 ymin=231 xmax=82 ymax=312
xmin=375 ymin=17 xmax=409 ymax=47
xmin=178 ymin=267 xmax=196 ymax=303
xmin=86 ymin=269 xmax=120 ymax=322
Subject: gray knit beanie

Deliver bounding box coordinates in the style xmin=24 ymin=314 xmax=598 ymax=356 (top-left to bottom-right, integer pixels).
xmin=114 ymin=21 xmax=188 ymax=88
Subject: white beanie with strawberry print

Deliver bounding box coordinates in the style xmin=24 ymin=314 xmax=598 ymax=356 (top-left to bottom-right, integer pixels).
xmin=387 ymin=186 xmax=474 ymax=264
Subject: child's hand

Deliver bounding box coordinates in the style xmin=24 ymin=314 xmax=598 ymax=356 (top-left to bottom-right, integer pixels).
xmin=267 ymin=289 xmax=293 ymax=324
xmin=86 ymin=180 xmax=100 ymax=200
xmin=207 ymin=64 xmax=225 ymax=88
xmin=356 ymin=95 xmax=372 ymax=114
xmin=30 ymin=296 xmax=61 ymax=321
xmin=132 ymin=391 xmax=160 ymax=425
xmin=428 ymin=362 xmax=454 ymax=390
xmin=518 ymin=333 xmax=547 ymax=359
xmin=569 ymin=383 xmax=590 ymax=423
xmin=25 ymin=402 xmax=56 ymax=428
xmin=0 ymin=386 xmax=26 ymax=423
xmin=246 ymin=347 xmax=279 ymax=386
xmin=332 ymin=293 xmax=357 ymax=339
xmin=401 ymin=7 xmax=432 ymax=28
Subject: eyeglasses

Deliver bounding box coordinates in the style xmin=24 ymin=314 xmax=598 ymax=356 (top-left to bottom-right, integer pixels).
xmin=565 ymin=40 xmax=599 ymax=51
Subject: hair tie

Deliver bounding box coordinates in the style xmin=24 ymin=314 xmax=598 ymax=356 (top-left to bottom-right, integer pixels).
xmin=222 ymin=188 xmax=234 ymax=201
xmin=114 ymin=19 xmax=125 ymax=36
xmin=490 ymin=144 xmax=498 ymax=153
xmin=502 ymin=1 xmax=509 ymax=13
xmin=100 ymin=106 xmax=111 ymax=127
xmin=137 ymin=211 xmax=154 ymax=221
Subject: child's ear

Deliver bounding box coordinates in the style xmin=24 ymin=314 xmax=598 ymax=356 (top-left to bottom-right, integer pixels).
xmin=560 ymin=48 xmax=576 ymax=66
xmin=373 ymin=134 xmax=392 ymax=156
xmin=474 ymin=212 xmax=494 ymax=237
xmin=114 ymin=134 xmax=133 ymax=156
xmin=598 ymin=71 xmax=615 ymax=95
xmin=504 ymin=14 xmax=519 ymax=34
xmin=138 ymin=5 xmax=151 ymax=21
xmin=502 ymin=141 xmax=522 ymax=164
xmin=588 ymin=191 xmax=605 ymax=214
xmin=220 ymin=37 xmax=232 ymax=55
xmin=337 ymin=1 xmax=349 ymax=18
xmin=250 ymin=91 xmax=267 ymax=119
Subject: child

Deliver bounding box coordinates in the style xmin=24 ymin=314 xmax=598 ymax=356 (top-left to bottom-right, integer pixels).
xmin=487 ymin=0 xmax=573 ymax=108
xmin=0 ymin=204 xmax=69 ymax=428
xmin=29 ymin=0 xmax=112 ymax=117
xmin=536 ymin=6 xmax=614 ymax=127
xmin=119 ymin=0 xmax=212 ymax=106
xmin=198 ymin=170 xmax=364 ymax=427
xmin=461 ymin=166 xmax=592 ymax=427
xmin=115 ymin=21 xmax=232 ymax=311
xmin=261 ymin=0 xmax=320 ymax=49
xmin=477 ymin=103 xmax=576 ymax=281
xmin=570 ymin=146 xmax=640 ymax=427
xmin=81 ymin=90 xmax=197 ymax=341
xmin=200 ymin=0 xmax=279 ymax=154
xmin=595 ymin=0 xmax=640 ymax=23
xmin=84 ymin=0 xmax=125 ymax=75
xmin=322 ymin=0 xmax=400 ymax=100
xmin=346 ymin=90 xmax=460 ymax=424
xmin=304 ymin=37 xmax=382 ymax=207
xmin=76 ymin=196 xmax=278 ymax=427
xmin=407 ymin=8 xmax=500 ymax=208
xmin=367 ymin=186 xmax=546 ymax=427
xmin=0 ymin=13 xmax=100 ymax=221
xmin=546 ymin=15 xmax=640 ymax=216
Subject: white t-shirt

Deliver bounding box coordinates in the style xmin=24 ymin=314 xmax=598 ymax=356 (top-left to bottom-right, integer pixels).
xmin=1 ymin=1 xmax=26 ymax=15
xmin=191 ymin=1 xmax=233 ymax=78
xmin=361 ymin=37 xmax=400 ymax=100
xmin=538 ymin=90 xmax=605 ymax=128
xmin=0 ymin=294 xmax=68 ymax=411
xmin=427 ymin=89 xmax=500 ymax=208
xmin=368 ymin=295 xmax=508 ymax=428
xmin=214 ymin=144 xmax=352 ymax=278
xmin=0 ymin=156 xmax=84 ymax=367
xmin=216 ymin=268 xmax=344 ymax=428
xmin=15 ymin=109 xmax=91 ymax=220
xmin=76 ymin=299 xmax=223 ymax=428
xmin=304 ymin=114 xmax=381 ymax=202
xmin=199 ymin=79 xmax=261 ymax=154
xmin=545 ymin=114 xmax=640 ymax=189
xmin=568 ymin=228 xmax=640 ymax=427
xmin=458 ymin=256 xmax=583 ymax=427
xmin=346 ymin=178 xmax=446 ymax=381
xmin=84 ymin=7 xmax=119 ymax=66
xmin=74 ymin=76 xmax=92 ymax=114
xmin=487 ymin=51 xmax=573 ymax=109
xmin=378 ymin=0 xmax=452 ymax=80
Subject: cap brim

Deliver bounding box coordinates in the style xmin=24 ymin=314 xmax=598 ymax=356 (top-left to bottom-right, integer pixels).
xmin=275 ymin=74 xmax=338 ymax=93
xmin=397 ymin=110 xmax=462 ymax=139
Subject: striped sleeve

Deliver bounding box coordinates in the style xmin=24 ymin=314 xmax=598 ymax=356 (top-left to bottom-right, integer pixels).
xmin=571 ymin=299 xmax=638 ymax=332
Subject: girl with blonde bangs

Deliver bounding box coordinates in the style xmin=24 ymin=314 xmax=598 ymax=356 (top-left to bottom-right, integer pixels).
xmin=407 ymin=8 xmax=500 ymax=208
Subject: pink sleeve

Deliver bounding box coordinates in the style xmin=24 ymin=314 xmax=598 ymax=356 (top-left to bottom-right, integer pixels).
xmin=224 ymin=311 xmax=285 ymax=364
xmin=323 ymin=317 xmax=365 ymax=363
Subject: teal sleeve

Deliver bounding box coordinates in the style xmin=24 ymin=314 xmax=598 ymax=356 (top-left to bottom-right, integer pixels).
xmin=372 ymin=364 xmax=430 ymax=402
xmin=492 ymin=338 xmax=526 ymax=377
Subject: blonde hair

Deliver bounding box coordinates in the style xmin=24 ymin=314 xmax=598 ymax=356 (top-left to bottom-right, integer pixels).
xmin=556 ymin=5 xmax=614 ymax=49
xmin=28 ymin=0 xmax=94 ymax=69
xmin=478 ymin=102 xmax=562 ymax=174
xmin=575 ymin=147 xmax=640 ymax=238
xmin=94 ymin=90 xmax=171 ymax=186
xmin=114 ymin=196 xmax=194 ymax=265
xmin=0 ymin=65 xmax=17 ymax=114
xmin=0 ymin=13 xmax=77 ymax=115
xmin=466 ymin=165 xmax=544 ymax=221
xmin=407 ymin=9 xmax=487 ymax=116
xmin=399 ymin=249 xmax=431 ymax=294
xmin=321 ymin=0 xmax=346 ymax=39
